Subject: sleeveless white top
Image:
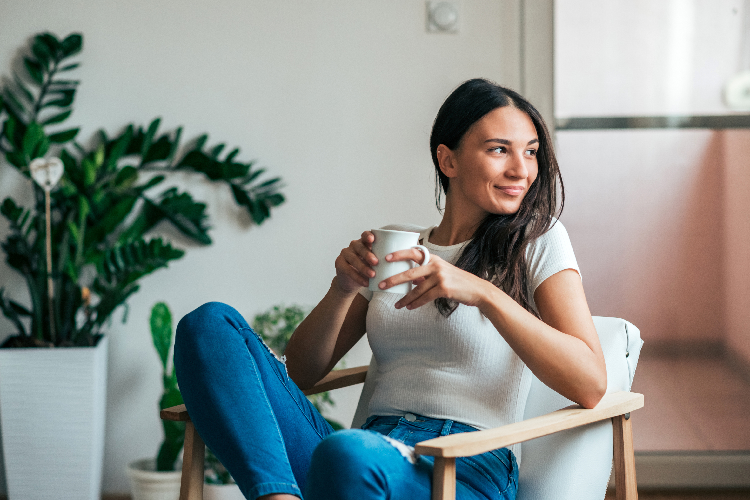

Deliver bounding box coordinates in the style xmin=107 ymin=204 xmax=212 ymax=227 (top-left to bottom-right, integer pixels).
xmin=358 ymin=220 xmax=580 ymax=462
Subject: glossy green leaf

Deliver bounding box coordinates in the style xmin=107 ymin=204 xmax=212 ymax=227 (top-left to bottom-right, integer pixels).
xmin=61 ymin=33 xmax=83 ymax=57
xmin=41 ymin=109 xmax=72 ymax=126
xmin=24 ymin=58 xmax=44 ymax=85
xmin=209 ymin=143 xmax=225 ymax=159
xmin=44 ymin=88 xmax=75 ymax=108
xmin=141 ymin=118 xmax=161 ymax=158
xmin=153 ymin=188 xmax=211 ymax=244
xmin=114 ymin=165 xmax=138 ymax=188
xmin=82 ymin=156 xmax=98 ymax=187
xmin=193 ymin=134 xmax=208 ymax=151
xmin=150 ymin=302 xmax=172 ymax=371
xmin=22 ymin=122 xmax=45 ymax=160
xmin=37 ymin=33 xmax=60 ymax=56
xmin=225 ymin=148 xmax=240 ymax=163
xmin=166 ymin=126 xmax=182 ymax=163
xmin=142 ymin=135 xmax=172 ymax=163
xmin=59 ymin=62 xmax=80 ymax=72
xmin=48 ymin=128 xmax=79 ymax=143
xmin=12 ymin=74 xmax=34 ymax=104
xmin=31 ymin=39 xmax=52 ymax=66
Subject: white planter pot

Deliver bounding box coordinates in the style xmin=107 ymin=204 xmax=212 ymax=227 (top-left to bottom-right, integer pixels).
xmin=0 ymin=336 xmax=108 ymax=500
xmin=127 ymin=458 xmax=182 ymax=500
xmin=204 ymin=483 xmax=244 ymax=500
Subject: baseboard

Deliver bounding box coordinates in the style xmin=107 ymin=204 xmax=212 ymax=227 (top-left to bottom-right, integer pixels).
xmin=725 ymin=347 xmax=750 ymax=386
xmin=609 ymin=451 xmax=750 ymax=489
xmin=641 ymin=340 xmax=725 ymax=358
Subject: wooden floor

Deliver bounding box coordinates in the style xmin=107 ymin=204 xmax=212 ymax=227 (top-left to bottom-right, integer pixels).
xmin=94 ymin=492 xmax=750 ymax=500
xmin=605 ymin=490 xmax=750 ymax=499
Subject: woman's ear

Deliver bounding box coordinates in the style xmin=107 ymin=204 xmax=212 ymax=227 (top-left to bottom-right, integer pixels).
xmin=437 ymin=145 xmax=458 ymax=179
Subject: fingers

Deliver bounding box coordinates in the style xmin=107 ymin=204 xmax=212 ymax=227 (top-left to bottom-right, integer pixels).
xmin=377 ymin=262 xmax=429 ymax=290
xmin=395 ymin=277 xmax=442 ymax=310
xmin=385 ymin=248 xmax=427 ymax=265
xmin=354 ymin=233 xmax=378 ymax=266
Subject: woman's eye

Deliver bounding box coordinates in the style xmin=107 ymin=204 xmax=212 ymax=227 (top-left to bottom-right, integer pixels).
xmin=490 ymin=146 xmax=506 ymax=154
xmin=526 ymin=149 xmax=538 ymax=156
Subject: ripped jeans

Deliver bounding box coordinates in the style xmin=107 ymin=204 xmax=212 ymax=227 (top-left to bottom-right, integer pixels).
xmin=174 ymin=302 xmax=518 ymax=500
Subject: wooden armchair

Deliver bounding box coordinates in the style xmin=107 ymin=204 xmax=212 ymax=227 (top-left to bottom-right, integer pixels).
xmin=162 ymin=316 xmax=644 ymax=500
xmin=162 ymin=373 xmax=642 ymax=500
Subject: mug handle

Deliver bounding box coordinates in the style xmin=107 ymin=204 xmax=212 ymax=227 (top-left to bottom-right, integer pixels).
xmin=412 ymin=245 xmax=430 ymax=266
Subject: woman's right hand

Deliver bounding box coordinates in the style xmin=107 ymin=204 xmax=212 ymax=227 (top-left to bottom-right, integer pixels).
xmin=334 ymin=230 xmax=378 ymax=295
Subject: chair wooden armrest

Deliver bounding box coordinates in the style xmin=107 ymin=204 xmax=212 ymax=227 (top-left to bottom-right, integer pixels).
xmin=302 ymin=365 xmax=369 ymax=395
xmin=415 ymin=391 xmax=644 ymax=500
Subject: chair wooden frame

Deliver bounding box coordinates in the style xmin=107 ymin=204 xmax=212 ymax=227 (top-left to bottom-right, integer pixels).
xmin=161 ymin=365 xmax=643 ymax=500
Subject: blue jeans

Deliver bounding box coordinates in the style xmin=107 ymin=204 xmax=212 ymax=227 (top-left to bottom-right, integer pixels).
xmin=174 ymin=302 xmax=518 ymax=500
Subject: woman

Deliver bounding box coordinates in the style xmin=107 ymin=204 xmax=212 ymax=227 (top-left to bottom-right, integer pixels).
xmin=174 ymin=79 xmax=606 ymax=500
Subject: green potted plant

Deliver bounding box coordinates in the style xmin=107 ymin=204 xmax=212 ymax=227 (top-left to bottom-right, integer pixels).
xmin=0 ymin=31 xmax=285 ymax=500
xmin=126 ymin=302 xmax=184 ymax=500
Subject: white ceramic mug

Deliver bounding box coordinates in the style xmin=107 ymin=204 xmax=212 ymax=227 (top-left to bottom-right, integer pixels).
xmin=368 ymin=229 xmax=430 ymax=294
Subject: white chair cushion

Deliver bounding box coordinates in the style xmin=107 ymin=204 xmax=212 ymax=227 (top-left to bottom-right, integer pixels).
xmin=517 ymin=317 xmax=643 ymax=500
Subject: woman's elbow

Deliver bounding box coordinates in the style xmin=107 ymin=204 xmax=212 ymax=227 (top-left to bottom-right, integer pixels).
xmin=579 ymin=371 xmax=607 ymax=409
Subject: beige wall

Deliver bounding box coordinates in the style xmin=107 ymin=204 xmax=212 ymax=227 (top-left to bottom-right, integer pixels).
xmin=723 ymin=129 xmax=750 ymax=366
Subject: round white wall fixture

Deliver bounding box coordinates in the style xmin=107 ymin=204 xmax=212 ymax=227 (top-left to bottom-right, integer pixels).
xmin=427 ymin=1 xmax=459 ymax=33
xmin=725 ymin=70 xmax=750 ymax=111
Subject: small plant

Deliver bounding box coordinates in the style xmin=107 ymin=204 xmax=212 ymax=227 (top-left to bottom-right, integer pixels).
xmin=149 ymin=302 xmax=184 ymax=471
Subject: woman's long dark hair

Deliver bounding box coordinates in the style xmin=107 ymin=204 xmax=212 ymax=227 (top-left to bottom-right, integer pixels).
xmin=430 ymin=79 xmax=564 ymax=317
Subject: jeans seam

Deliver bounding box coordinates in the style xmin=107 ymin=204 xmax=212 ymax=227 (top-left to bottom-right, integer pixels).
xmin=460 ymin=455 xmax=502 ymax=492
xmin=241 ymin=331 xmax=296 ymax=479
xmin=241 ymin=327 xmax=332 ymax=441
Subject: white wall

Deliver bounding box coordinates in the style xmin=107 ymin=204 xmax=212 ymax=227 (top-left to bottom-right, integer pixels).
xmin=0 ymin=0 xmax=517 ymax=493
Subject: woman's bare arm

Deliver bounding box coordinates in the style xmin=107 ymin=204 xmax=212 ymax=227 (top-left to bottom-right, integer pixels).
xmin=284 ymin=231 xmax=378 ymax=389
xmin=478 ymin=269 xmax=606 ymax=408
xmin=284 ymin=283 xmax=368 ymax=390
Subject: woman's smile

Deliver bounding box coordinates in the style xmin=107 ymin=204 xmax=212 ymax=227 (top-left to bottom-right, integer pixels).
xmin=495 ymin=185 xmax=526 ymax=196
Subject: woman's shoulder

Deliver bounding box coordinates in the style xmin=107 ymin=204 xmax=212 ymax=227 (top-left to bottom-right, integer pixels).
xmin=530 ymin=218 xmax=572 ymax=249
xmin=525 ymin=218 xmax=580 ymax=292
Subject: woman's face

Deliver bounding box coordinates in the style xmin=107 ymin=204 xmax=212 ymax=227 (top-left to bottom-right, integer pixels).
xmin=439 ymin=105 xmax=539 ymax=218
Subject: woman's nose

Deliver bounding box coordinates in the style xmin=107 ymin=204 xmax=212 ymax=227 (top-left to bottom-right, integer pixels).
xmin=506 ymin=152 xmax=529 ymax=179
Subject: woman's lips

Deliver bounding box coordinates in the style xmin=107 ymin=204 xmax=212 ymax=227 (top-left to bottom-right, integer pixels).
xmin=496 ymin=185 xmax=525 ymax=196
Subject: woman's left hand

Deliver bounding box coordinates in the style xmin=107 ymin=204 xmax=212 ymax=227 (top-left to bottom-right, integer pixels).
xmin=378 ymin=250 xmax=492 ymax=310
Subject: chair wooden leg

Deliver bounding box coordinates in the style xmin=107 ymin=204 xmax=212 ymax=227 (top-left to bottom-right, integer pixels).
xmin=432 ymin=457 xmax=456 ymax=500
xmin=612 ymin=415 xmax=638 ymax=500
xmin=180 ymin=421 xmax=205 ymax=500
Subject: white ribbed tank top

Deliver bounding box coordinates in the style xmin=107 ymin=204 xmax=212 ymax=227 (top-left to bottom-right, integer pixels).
xmin=359 ymin=221 xmax=580 ymax=462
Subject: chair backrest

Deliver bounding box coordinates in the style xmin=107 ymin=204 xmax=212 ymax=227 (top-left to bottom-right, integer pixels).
xmin=350 ymin=316 xmax=643 ymax=500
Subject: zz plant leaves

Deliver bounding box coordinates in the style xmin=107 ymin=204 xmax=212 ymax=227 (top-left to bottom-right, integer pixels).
xmin=0 ymin=32 xmax=286 ymax=347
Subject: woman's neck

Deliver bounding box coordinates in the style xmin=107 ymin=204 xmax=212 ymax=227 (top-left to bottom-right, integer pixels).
xmin=430 ymin=197 xmax=486 ymax=246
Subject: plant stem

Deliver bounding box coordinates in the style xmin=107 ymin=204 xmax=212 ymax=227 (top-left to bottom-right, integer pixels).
xmin=32 ymin=59 xmax=58 ymax=122
xmin=45 ymin=188 xmax=56 ymax=343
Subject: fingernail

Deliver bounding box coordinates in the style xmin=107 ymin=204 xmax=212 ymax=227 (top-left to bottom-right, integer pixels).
xmin=385 ymin=254 xmax=392 ymax=261
xmin=379 ymin=282 xmax=386 ymax=289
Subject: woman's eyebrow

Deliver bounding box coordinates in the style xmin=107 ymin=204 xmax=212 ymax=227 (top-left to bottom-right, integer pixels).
xmin=484 ymin=138 xmax=539 ymax=145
